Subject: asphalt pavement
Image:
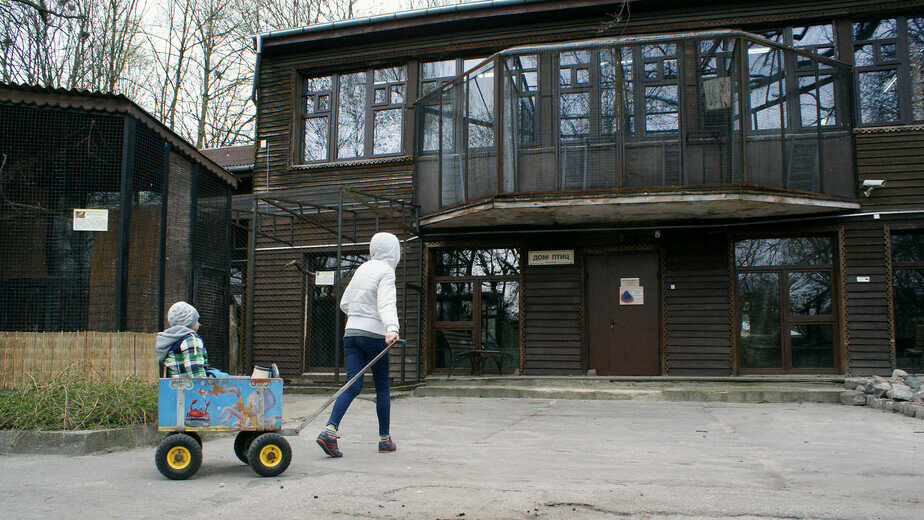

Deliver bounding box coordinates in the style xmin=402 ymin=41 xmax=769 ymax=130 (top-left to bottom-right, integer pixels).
xmin=0 ymin=394 xmax=921 ymax=519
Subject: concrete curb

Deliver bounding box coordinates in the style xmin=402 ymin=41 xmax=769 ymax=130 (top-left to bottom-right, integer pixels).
xmin=413 ymin=385 xmax=842 ymax=403
xmin=0 ymin=425 xmax=162 ymax=456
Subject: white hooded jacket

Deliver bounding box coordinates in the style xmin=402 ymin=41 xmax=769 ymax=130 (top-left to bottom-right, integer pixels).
xmin=339 ymin=232 xmax=401 ymax=335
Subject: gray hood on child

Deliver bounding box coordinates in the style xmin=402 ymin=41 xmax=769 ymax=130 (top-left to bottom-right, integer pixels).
xmin=155 ymin=325 xmax=198 ymax=363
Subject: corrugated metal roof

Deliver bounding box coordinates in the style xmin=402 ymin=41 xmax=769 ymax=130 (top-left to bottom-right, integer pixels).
xmin=0 ymin=82 xmax=238 ymax=188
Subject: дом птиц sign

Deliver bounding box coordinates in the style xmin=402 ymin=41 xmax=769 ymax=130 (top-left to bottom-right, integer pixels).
xmin=528 ymin=250 xmax=574 ymax=266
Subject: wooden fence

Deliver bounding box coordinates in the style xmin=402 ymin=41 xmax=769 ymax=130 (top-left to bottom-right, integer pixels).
xmin=0 ymin=332 xmax=159 ymax=388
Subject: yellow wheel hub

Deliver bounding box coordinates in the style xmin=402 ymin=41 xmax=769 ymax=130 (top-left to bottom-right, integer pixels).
xmin=259 ymin=445 xmax=282 ymax=467
xmin=167 ymin=446 xmax=191 ymax=470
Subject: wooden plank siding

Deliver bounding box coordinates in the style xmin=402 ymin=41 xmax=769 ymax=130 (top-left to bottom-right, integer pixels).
xmin=856 ymin=129 xmax=924 ymax=212
xmin=841 ymin=218 xmax=892 ymax=375
xmin=521 ymin=263 xmax=584 ymax=375
xmin=662 ymin=231 xmax=733 ymax=376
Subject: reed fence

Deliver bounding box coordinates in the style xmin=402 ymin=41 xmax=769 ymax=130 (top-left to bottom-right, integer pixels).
xmin=0 ymin=332 xmax=158 ymax=388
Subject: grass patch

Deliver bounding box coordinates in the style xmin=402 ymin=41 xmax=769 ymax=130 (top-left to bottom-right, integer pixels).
xmin=0 ymin=367 xmax=157 ymax=431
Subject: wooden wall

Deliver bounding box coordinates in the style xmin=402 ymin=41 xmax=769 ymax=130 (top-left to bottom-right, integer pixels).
xmin=521 ymin=261 xmax=584 ymax=375
xmin=662 ymin=231 xmax=733 ymax=376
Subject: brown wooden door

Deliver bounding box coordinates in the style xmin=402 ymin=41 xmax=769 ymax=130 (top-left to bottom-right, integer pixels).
xmin=586 ymin=252 xmax=660 ymax=375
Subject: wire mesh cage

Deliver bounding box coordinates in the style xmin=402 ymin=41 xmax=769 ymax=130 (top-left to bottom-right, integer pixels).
xmin=245 ymin=187 xmax=421 ymax=383
xmin=0 ymin=100 xmax=233 ymax=369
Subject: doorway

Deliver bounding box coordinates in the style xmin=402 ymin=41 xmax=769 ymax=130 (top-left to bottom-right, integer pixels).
xmin=586 ymin=252 xmax=661 ymax=375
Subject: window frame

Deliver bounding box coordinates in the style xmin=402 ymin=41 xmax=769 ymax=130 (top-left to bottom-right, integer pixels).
xmin=852 ymin=15 xmax=924 ymax=126
xmin=733 ymin=234 xmax=840 ymax=374
xmin=299 ymin=65 xmax=408 ymax=165
xmin=430 ymin=248 xmax=522 ymax=373
xmin=889 ymin=231 xmax=924 ymax=369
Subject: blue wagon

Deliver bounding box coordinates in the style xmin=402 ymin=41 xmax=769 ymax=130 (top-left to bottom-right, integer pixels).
xmin=155 ymin=376 xmax=289 ymax=479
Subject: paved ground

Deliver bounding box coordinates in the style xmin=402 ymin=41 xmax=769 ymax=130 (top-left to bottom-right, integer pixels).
xmin=0 ymin=394 xmax=921 ymax=519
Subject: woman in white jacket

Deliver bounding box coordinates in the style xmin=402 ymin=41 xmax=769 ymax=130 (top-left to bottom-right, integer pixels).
xmin=317 ymin=232 xmax=400 ymax=457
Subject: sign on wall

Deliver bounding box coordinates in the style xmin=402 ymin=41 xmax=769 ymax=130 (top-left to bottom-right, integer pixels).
xmin=72 ymin=209 xmax=109 ymax=231
xmin=619 ymin=286 xmax=644 ymax=305
xmin=528 ymin=250 xmax=574 ymax=266
xmin=315 ymin=271 xmax=335 ymax=286
xmin=703 ymin=76 xmax=732 ymax=110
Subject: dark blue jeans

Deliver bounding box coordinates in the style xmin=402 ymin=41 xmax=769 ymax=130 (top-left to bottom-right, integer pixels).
xmin=327 ymin=335 xmax=390 ymax=436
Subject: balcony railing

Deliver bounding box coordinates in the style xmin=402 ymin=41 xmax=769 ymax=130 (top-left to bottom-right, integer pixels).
xmin=414 ymin=30 xmax=856 ymax=217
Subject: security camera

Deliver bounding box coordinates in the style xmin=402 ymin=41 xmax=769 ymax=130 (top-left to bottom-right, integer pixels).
xmin=862 ymin=179 xmax=885 ymax=197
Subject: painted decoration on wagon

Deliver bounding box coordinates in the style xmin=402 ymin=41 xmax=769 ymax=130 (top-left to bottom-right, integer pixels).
xmin=158 ymin=378 xmax=284 ymax=431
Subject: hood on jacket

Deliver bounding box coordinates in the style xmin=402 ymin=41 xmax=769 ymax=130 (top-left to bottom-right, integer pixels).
xmin=370 ymin=232 xmax=400 ymax=270
xmin=155 ymin=325 xmax=198 ymax=363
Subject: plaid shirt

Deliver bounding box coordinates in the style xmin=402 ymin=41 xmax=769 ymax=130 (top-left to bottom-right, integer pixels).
xmin=163 ymin=334 xmax=209 ymax=378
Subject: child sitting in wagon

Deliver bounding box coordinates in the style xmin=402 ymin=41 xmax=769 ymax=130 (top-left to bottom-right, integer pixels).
xmin=155 ymin=301 xmax=231 ymax=378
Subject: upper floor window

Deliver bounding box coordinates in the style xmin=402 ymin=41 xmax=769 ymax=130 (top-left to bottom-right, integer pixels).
xmin=854 ymin=16 xmax=924 ymax=125
xmin=301 ymin=66 xmax=407 ymax=164
xmin=748 ymin=24 xmax=839 ymax=132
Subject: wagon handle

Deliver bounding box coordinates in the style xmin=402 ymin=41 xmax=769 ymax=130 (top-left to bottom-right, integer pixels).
xmin=288 ymin=340 xmax=406 ymax=435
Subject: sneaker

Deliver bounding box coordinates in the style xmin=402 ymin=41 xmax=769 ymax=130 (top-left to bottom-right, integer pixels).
xmin=378 ymin=437 xmax=396 ymax=453
xmin=316 ymin=429 xmax=342 ymax=458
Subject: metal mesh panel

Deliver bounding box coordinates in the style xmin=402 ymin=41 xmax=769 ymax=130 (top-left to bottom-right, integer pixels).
xmin=193 ymin=171 xmax=231 ymax=371
xmin=125 ymin=123 xmax=165 ymax=332
xmin=0 ymin=105 xmax=123 ymax=332
xmin=247 ymin=188 xmax=421 ymax=383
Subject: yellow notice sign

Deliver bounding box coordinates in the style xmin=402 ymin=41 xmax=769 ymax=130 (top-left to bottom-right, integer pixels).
xmin=72 ymin=209 xmax=109 ymax=231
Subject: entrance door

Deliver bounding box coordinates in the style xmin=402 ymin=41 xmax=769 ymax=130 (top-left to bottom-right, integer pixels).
xmin=586 ymin=252 xmax=660 ymax=375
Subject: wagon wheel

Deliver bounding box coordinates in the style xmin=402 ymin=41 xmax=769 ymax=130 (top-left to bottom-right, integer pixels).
xmin=247 ymin=433 xmax=292 ymax=477
xmin=155 ymin=433 xmax=202 ymax=480
xmin=233 ymin=431 xmax=258 ymax=464
xmin=166 ymin=430 xmax=202 ymax=448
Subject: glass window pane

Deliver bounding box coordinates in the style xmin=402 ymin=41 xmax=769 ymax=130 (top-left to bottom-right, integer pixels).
xmin=423 ymin=60 xmax=455 ymax=79
xmin=790 ymin=324 xmax=834 ymax=368
xmin=434 ymin=329 xmax=474 ymax=370
xmin=306 ymin=76 xmax=332 ymax=92
xmin=789 ymin=271 xmax=832 ymax=315
xmin=467 ymin=67 xmax=494 ymax=148
xmin=435 ymin=249 xmax=520 ymax=277
xmin=793 ymin=25 xmax=835 ymax=49
xmin=373 ymin=109 xmax=402 ymax=155
xmin=858 ymin=70 xmax=900 ymax=124
xmin=374 ymin=88 xmax=387 ymax=104
xmin=893 ymin=268 xmax=924 ymax=369
xmin=663 ymin=59 xmax=678 ymax=79
xmin=318 ymin=95 xmax=329 ymax=111
xmin=749 ymin=45 xmax=785 ymax=130
xmin=436 ymin=282 xmax=473 ymax=321
xmin=891 ymin=233 xmax=924 ymax=263
xmin=422 ymin=106 xmax=439 ymax=152
xmin=641 ymin=43 xmax=677 ymax=57
xmin=518 ymin=96 xmax=537 ymax=144
xmin=576 ymin=68 xmax=591 ymax=84
xmin=374 ymin=66 xmax=406 ymax=84
xmin=481 ymin=281 xmax=520 ymax=369
xmin=854 ymin=44 xmax=875 ymax=67
xmin=738 ymin=272 xmax=782 ymax=369
xmin=337 ymin=72 xmax=366 ymax=159
xmin=559 ymin=68 xmax=572 ymax=86
xmin=305 ymin=96 xmax=314 ymax=114
xmin=735 ymin=237 xmax=833 ymax=267
xmin=909 ymin=18 xmax=924 ymax=120
xmin=560 ymin=92 xmax=589 ymax=118
xmin=853 ymin=19 xmax=898 ymax=41
xmin=880 ymin=42 xmax=897 ymax=62
xmin=644 ymin=85 xmax=679 ymax=132
xmin=391 ymin=85 xmax=405 ymax=104
xmin=463 ymin=57 xmax=488 ymax=71
xmin=304 ymin=116 xmax=329 ymax=162
xmin=799 ymin=75 xmax=836 ymax=127
xmin=560 ymin=50 xmax=591 ymax=65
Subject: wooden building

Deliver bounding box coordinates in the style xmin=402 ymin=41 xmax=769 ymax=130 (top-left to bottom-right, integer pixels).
xmin=251 ymin=0 xmax=924 ymax=379
xmin=0 ymin=83 xmax=237 ymax=370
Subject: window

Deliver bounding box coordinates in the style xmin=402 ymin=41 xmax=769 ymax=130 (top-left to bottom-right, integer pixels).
xmin=504 ymin=55 xmax=539 ymax=146
xmin=432 ymin=249 xmax=520 ymax=372
xmin=419 ymin=57 xmax=489 ymax=153
xmin=891 ymin=232 xmax=924 ymax=369
xmin=300 ymin=66 xmax=407 ymax=163
xmin=853 ymin=16 xmax=924 ymax=125
xmin=748 ymin=25 xmax=839 ymax=132
xmin=735 ymin=237 xmax=836 ymax=372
